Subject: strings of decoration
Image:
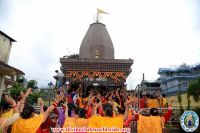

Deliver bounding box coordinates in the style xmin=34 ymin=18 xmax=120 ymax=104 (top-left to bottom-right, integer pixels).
xmin=66 ymin=71 xmax=127 ymax=82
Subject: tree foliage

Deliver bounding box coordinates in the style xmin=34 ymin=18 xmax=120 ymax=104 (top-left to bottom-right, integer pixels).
xmin=188 ymin=78 xmax=200 ymax=102
xmin=16 ymin=75 xmax=26 ymax=83
xmin=27 ymin=80 xmax=38 ymax=90
xmin=26 ymin=92 xmax=40 ymax=105
xmin=9 ymin=83 xmax=26 ymax=101
xmin=38 ymin=89 xmax=48 ymax=100
xmin=9 ymin=79 xmax=39 ymax=104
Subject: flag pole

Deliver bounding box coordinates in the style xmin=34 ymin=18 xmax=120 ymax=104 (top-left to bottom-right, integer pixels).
xmin=96 ymin=9 xmax=99 ymax=22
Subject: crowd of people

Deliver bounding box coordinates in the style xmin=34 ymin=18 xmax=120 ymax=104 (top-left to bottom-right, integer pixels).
xmin=0 ymin=86 xmax=173 ymax=133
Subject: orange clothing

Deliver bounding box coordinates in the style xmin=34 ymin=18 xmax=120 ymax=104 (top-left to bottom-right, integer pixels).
xmin=11 ymin=113 xmax=44 ymax=133
xmin=78 ymin=97 xmax=83 ymax=108
xmin=88 ymin=115 xmax=123 ymax=133
xmin=148 ymin=99 xmax=159 ymax=108
xmin=63 ymin=117 xmax=88 ymax=133
xmin=62 ymin=117 xmax=76 ymax=133
xmin=162 ymin=98 xmax=167 ymax=107
xmin=138 ymin=115 xmax=163 ymax=133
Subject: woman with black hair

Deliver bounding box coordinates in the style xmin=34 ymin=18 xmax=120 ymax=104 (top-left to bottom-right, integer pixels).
xmin=133 ymin=98 xmax=174 ymax=133
xmin=11 ymin=92 xmax=64 ymax=133
xmin=102 ymin=102 xmax=114 ymax=117
xmin=0 ymin=95 xmax=20 ymax=133
xmin=87 ymin=101 xmax=129 ymax=133
xmin=0 ymin=88 xmax=32 ymax=132
xmin=63 ymin=102 xmax=88 ymax=133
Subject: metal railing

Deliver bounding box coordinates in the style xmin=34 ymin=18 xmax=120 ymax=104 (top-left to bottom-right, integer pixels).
xmin=33 ymin=107 xmax=183 ymax=133
xmin=129 ymin=108 xmax=182 ymax=133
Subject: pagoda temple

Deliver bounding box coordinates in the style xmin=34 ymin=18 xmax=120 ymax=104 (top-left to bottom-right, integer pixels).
xmin=60 ymin=22 xmax=133 ymax=95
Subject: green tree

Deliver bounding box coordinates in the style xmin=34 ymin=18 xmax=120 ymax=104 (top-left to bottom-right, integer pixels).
xmin=26 ymin=91 xmax=40 ymax=105
xmin=16 ymin=75 xmax=26 ymax=84
xmin=38 ymin=89 xmax=48 ymax=100
xmin=27 ymin=80 xmax=38 ymax=90
xmin=9 ymin=83 xmax=26 ymax=101
xmin=188 ymin=78 xmax=200 ymax=102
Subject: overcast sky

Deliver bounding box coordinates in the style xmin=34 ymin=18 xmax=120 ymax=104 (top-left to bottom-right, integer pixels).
xmin=0 ymin=0 xmax=200 ymax=89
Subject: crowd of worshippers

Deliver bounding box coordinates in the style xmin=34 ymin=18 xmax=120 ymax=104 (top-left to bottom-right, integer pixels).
xmin=0 ymin=86 xmax=174 ymax=133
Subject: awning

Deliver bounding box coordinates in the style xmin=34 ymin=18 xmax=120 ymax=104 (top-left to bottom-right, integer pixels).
xmin=0 ymin=61 xmax=25 ymax=75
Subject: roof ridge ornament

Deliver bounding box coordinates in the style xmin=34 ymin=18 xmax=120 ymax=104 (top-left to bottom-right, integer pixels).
xmin=96 ymin=8 xmax=109 ymax=22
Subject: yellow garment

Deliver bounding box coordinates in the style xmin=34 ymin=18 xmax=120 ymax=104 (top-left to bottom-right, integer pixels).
xmin=63 ymin=117 xmax=88 ymax=133
xmin=63 ymin=117 xmax=76 ymax=133
xmin=75 ymin=118 xmax=88 ymax=127
xmin=162 ymin=98 xmax=167 ymax=107
xmin=0 ymin=113 xmax=20 ymax=133
xmin=88 ymin=116 xmax=123 ymax=133
xmin=11 ymin=113 xmax=44 ymax=133
xmin=63 ymin=117 xmax=76 ymax=128
xmin=148 ymin=99 xmax=159 ymax=108
xmin=138 ymin=115 xmax=163 ymax=133
xmin=1 ymin=109 xmax=13 ymax=118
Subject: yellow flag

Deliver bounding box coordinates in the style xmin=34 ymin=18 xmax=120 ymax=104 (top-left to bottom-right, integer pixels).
xmin=97 ymin=8 xmax=109 ymax=14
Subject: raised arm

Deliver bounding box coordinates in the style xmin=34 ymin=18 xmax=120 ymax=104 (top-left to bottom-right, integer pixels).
xmin=5 ymin=95 xmax=19 ymax=113
xmin=42 ymin=92 xmax=64 ymax=123
xmin=63 ymin=101 xmax=68 ymax=118
xmin=123 ymin=104 xmax=129 ymax=121
xmin=4 ymin=95 xmax=20 ymax=127
xmin=163 ymin=97 xmax=174 ymax=124
xmin=19 ymin=88 xmax=32 ymax=113
xmin=38 ymin=98 xmax=44 ymax=113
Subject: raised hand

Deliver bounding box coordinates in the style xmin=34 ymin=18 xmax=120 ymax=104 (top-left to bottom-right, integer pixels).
xmin=5 ymin=95 xmax=16 ymax=106
xmin=38 ymin=98 xmax=44 ymax=107
xmin=20 ymin=91 xmax=25 ymax=98
xmin=25 ymin=88 xmax=32 ymax=97
xmin=56 ymin=92 xmax=64 ymax=102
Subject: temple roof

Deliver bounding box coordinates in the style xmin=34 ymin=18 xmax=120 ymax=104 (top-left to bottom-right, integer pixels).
xmin=60 ymin=58 xmax=133 ymax=73
xmin=79 ymin=22 xmax=114 ymax=59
